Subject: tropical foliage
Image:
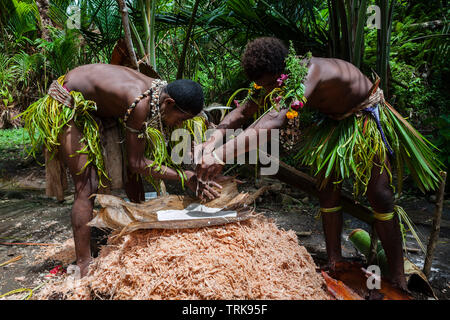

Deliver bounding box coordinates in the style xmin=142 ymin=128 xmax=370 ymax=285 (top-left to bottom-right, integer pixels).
xmin=0 ymin=0 xmax=448 ymax=167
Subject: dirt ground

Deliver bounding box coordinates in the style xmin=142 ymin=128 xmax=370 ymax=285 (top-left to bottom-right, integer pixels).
xmin=0 ymin=159 xmax=449 ymax=300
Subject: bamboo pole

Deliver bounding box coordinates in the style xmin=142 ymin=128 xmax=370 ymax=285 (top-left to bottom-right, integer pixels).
xmin=148 ymin=0 xmax=157 ymax=71
xmin=176 ymin=0 xmax=201 ymax=79
xmin=353 ymin=0 xmax=368 ymax=68
xmin=423 ymin=171 xmax=447 ymax=278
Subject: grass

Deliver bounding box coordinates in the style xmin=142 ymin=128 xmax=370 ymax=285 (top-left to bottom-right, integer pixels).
xmin=0 ymin=128 xmax=33 ymax=159
xmin=0 ymin=128 xmax=37 ymax=178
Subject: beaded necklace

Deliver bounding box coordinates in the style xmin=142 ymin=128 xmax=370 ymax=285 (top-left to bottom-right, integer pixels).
xmin=124 ymin=79 xmax=168 ymax=140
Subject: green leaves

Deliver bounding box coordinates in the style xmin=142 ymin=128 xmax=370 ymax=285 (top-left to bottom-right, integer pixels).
xmin=5 ymin=0 xmax=40 ymax=41
xmin=20 ymin=75 xmax=109 ymax=187
xmin=0 ymin=128 xmax=31 ymax=150
xmin=292 ymin=102 xmax=443 ymax=198
xmin=143 ymin=115 xmax=207 ymax=191
xmin=34 ymin=26 xmax=80 ymax=76
xmin=10 ymin=51 xmax=45 ymax=89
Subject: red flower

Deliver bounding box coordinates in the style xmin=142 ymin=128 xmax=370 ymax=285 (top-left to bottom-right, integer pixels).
xmin=45 ymin=265 xmax=66 ymax=277
xmin=277 ymin=74 xmax=289 ymax=87
xmin=291 ymin=100 xmax=304 ymax=110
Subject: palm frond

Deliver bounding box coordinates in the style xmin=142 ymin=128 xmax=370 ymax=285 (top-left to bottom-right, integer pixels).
xmin=5 ymin=0 xmax=40 ymax=41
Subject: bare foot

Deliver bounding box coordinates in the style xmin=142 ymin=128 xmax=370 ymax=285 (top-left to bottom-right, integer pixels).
xmin=390 ymin=276 xmax=410 ymax=294
xmin=323 ymin=258 xmax=344 ymax=276
xmin=77 ymin=258 xmax=93 ymax=278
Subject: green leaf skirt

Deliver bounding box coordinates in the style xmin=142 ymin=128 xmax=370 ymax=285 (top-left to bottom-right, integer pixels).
xmin=20 ymin=75 xmax=109 ymax=188
xmin=20 ymin=75 xmax=207 ymax=191
xmin=293 ymin=101 xmax=444 ymax=197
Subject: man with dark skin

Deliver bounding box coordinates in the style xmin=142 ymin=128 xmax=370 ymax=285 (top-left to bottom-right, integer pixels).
xmin=44 ymin=64 xmax=220 ymax=277
xmin=196 ymin=37 xmax=408 ymax=291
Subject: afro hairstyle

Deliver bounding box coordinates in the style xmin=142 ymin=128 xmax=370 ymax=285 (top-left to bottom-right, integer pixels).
xmin=241 ymin=37 xmax=288 ymax=81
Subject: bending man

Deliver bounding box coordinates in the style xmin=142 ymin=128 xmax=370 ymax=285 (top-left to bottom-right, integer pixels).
xmin=22 ymin=64 xmax=219 ymax=277
xmin=196 ymin=37 xmax=442 ymax=292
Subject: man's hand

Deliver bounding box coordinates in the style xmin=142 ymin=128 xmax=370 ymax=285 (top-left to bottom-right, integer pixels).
xmin=195 ymin=151 xmax=225 ymax=183
xmin=185 ymin=170 xmax=222 ymax=201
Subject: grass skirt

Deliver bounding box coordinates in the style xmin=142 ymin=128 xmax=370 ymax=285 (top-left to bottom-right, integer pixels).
xmin=20 ymin=75 xmax=109 ymax=187
xmin=293 ymin=101 xmax=443 ymax=197
xmin=20 ymin=76 xmax=207 ymax=190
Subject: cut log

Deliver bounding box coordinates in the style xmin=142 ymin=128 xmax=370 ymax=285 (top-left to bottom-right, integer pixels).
xmin=98 ymin=120 xmax=124 ymax=194
xmin=44 ymin=148 xmax=67 ymax=202
xmin=261 ymin=153 xmax=375 ymax=225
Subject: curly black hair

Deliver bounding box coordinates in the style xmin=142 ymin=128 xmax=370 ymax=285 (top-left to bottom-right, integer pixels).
xmin=241 ymin=37 xmax=288 ymax=81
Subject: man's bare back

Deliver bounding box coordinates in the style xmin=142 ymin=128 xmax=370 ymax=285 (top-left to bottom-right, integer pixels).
xmin=305 ymin=57 xmax=373 ymax=116
xmin=63 ymin=64 xmax=155 ymax=118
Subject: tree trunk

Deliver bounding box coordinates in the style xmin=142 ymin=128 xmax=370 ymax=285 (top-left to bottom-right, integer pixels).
xmin=259 ymin=151 xmax=376 ymax=225
xmin=35 ymin=0 xmax=54 ymax=41
xmin=176 ymin=0 xmax=201 ymax=79
xmin=45 ymin=148 xmax=67 ymax=202
xmin=116 ymin=0 xmax=139 ymax=71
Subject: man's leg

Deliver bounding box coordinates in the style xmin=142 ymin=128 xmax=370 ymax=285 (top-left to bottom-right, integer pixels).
xmin=366 ymin=161 xmax=407 ymax=291
xmin=59 ymin=121 xmax=98 ymax=278
xmin=124 ymin=169 xmax=145 ymax=203
xmin=318 ymin=179 xmax=343 ymax=271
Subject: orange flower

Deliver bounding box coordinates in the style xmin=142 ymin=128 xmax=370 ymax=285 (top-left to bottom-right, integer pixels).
xmin=253 ymin=83 xmax=262 ymax=90
xmin=286 ymin=110 xmax=298 ymax=119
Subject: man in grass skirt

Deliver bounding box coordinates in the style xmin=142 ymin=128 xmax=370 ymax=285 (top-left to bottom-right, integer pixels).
xmin=196 ymin=37 xmax=443 ymax=292
xmin=21 ymin=64 xmax=218 ymax=277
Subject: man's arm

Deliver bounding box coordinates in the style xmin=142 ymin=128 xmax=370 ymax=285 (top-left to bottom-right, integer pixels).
xmin=217 ymin=99 xmax=259 ymax=130
xmin=204 ymin=99 xmax=259 ymax=150
xmin=124 ymin=98 xmax=220 ymax=199
xmin=124 ymin=98 xmax=183 ymax=180
xmin=196 ymin=107 xmax=288 ymax=182
xmin=216 ymin=108 xmax=287 ymax=164
xmin=198 ymin=60 xmax=321 ymax=181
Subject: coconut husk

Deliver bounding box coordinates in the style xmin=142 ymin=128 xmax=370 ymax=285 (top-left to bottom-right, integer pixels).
xmin=35 ymin=216 xmax=331 ymax=300
xmin=88 ymin=178 xmax=267 ymax=236
xmin=33 ymin=238 xmax=76 ymax=266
